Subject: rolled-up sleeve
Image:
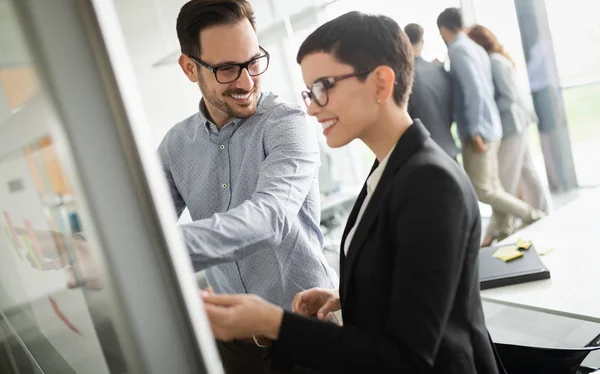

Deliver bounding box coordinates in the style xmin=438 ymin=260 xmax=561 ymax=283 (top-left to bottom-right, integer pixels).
xmin=180 ymin=109 xmax=320 ymax=270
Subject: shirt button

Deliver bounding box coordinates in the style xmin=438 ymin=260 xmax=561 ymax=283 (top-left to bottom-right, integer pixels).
xmin=219 ymin=145 xmax=225 ymax=150
xmin=222 ymin=183 xmax=228 ymax=189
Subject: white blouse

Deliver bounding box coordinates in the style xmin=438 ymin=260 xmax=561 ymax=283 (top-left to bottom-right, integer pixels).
xmin=343 ymin=145 xmax=396 ymax=255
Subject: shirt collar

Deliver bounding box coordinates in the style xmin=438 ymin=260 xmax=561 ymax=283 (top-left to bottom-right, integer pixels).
xmin=449 ymin=31 xmax=467 ymax=46
xmin=197 ymin=92 xmax=265 ymax=134
xmin=366 ymin=144 xmax=396 ymax=195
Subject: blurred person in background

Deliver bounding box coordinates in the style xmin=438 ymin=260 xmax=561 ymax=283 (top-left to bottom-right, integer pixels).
xmin=404 ymin=23 xmax=459 ymax=160
xmin=437 ymin=7 xmax=545 ymax=241
xmin=526 ymin=39 xmax=564 ymax=191
xmin=467 ymin=24 xmax=550 ymax=246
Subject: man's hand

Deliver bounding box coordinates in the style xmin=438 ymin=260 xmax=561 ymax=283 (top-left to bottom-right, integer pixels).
xmin=292 ymin=287 xmax=340 ymax=320
xmin=202 ymin=293 xmax=283 ymax=341
xmin=471 ymin=135 xmax=488 ymax=153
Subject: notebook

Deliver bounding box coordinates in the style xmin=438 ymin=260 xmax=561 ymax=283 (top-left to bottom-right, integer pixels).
xmin=479 ymin=243 xmax=551 ymax=290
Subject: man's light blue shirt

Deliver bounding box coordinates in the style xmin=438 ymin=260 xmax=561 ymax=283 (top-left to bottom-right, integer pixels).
xmin=158 ymin=92 xmax=338 ymax=309
xmin=448 ymin=32 xmax=503 ymax=142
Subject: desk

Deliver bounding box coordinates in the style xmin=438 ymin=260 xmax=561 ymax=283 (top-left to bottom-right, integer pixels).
xmin=481 ymin=188 xmax=600 ymax=322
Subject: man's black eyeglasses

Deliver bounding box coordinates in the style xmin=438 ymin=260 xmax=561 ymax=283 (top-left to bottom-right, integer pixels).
xmin=301 ymin=70 xmax=372 ymax=108
xmin=187 ymin=47 xmax=270 ymax=84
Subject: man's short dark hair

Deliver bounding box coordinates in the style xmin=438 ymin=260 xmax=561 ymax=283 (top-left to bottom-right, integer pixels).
xmin=437 ymin=7 xmax=463 ymax=32
xmin=404 ymin=23 xmax=424 ymax=45
xmin=297 ymin=12 xmax=413 ymax=106
xmin=176 ymin=0 xmax=255 ymax=57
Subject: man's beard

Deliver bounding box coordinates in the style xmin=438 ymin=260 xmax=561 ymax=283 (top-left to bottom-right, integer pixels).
xmin=199 ymin=78 xmax=259 ymax=120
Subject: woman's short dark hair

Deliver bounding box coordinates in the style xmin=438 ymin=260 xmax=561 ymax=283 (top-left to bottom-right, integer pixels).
xmin=297 ymin=11 xmax=414 ymax=106
xmin=176 ymin=0 xmax=255 ymax=57
xmin=437 ymin=7 xmax=463 ymax=32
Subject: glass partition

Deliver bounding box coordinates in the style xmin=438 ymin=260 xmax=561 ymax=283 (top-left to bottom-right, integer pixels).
xmin=0 ymin=0 xmax=221 ymax=373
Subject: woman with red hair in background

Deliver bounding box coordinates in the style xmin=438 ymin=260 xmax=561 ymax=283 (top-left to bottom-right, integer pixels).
xmin=468 ymin=24 xmax=549 ymax=246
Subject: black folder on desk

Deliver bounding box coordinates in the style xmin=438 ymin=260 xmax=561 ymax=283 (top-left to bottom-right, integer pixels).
xmin=479 ymin=243 xmax=551 ymax=290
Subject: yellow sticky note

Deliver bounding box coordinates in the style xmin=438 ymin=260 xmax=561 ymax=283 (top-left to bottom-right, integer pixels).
xmin=516 ymin=238 xmax=532 ymax=250
xmin=493 ymin=245 xmax=524 ymax=262
xmin=537 ymin=247 xmax=554 ymax=256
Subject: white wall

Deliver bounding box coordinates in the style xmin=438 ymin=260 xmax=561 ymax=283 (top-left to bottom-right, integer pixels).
xmin=114 ymin=0 xmax=199 ymax=146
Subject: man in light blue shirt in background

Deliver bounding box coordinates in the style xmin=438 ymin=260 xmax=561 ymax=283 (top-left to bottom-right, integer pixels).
xmin=437 ymin=7 xmax=544 ymax=240
xmin=158 ymin=1 xmax=337 ymax=371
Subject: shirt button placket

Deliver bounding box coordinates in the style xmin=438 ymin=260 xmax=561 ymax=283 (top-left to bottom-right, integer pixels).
xmin=218 ymin=130 xmax=232 ymax=211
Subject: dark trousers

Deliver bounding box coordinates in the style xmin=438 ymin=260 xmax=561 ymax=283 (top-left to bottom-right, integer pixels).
xmin=216 ymin=340 xmax=317 ymax=374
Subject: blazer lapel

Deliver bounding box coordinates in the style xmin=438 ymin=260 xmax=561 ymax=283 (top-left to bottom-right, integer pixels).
xmin=338 ymin=166 xmax=374 ymax=304
xmin=340 ymin=120 xmax=431 ymax=302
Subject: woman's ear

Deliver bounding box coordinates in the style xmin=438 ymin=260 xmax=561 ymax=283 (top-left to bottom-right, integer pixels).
xmin=373 ymin=65 xmax=396 ymax=103
xmin=178 ymin=54 xmax=198 ymax=83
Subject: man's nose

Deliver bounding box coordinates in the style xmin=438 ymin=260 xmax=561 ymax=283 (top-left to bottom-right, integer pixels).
xmin=235 ymin=68 xmax=254 ymax=91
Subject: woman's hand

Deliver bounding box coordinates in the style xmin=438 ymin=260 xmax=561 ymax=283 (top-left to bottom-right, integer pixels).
xmin=292 ymin=288 xmax=340 ymax=320
xmin=201 ymin=293 xmax=284 ymax=341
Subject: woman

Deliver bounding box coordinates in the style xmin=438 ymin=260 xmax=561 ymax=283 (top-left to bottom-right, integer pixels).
xmin=202 ymin=12 xmax=501 ymax=374
xmin=467 ymin=25 xmax=549 ymax=246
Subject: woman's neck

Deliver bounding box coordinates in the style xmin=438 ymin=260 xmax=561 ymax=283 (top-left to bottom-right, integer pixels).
xmin=361 ymin=106 xmax=412 ymax=162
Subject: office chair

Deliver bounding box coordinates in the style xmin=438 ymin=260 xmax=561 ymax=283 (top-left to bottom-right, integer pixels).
xmin=494 ymin=332 xmax=600 ymax=374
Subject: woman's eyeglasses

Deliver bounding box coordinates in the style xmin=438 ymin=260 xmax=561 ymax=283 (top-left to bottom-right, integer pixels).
xmin=187 ymin=47 xmax=270 ymax=84
xmin=301 ymin=70 xmax=372 ymax=108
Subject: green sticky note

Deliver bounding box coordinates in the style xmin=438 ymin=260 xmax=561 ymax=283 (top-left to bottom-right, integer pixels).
xmin=21 ymin=235 xmax=43 ymax=269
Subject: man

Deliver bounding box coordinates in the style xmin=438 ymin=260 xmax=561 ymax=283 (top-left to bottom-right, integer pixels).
xmin=159 ymin=0 xmax=337 ymax=372
xmin=437 ymin=8 xmax=545 ymax=239
xmin=404 ymin=23 xmax=459 ymax=160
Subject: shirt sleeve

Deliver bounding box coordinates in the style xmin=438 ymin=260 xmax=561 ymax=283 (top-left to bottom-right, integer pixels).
xmin=450 ymin=48 xmax=486 ymax=139
xmin=157 ymin=133 xmax=187 ymax=218
xmin=179 ymin=108 xmax=320 ymax=270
